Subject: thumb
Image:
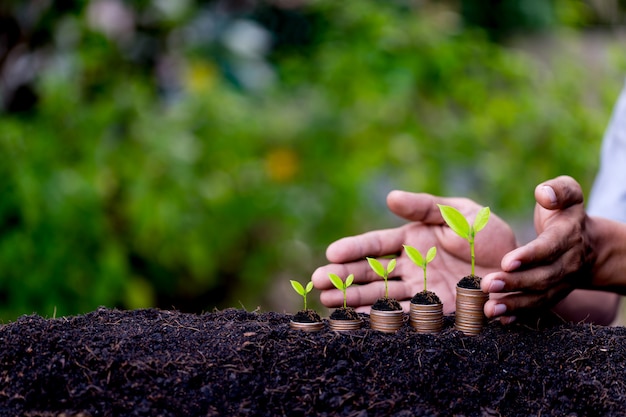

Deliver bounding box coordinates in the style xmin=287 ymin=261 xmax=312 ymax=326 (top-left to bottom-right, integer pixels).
xmin=534 ymin=175 xmax=584 ymax=211
xmin=386 ymin=190 xmax=479 ymax=225
xmin=386 ymin=190 xmax=444 ymax=224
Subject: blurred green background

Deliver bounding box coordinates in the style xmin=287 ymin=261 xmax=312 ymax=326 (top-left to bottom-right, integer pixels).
xmin=1 ymin=0 xmax=625 ymax=321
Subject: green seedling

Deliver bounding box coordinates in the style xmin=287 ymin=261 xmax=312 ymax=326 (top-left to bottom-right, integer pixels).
xmin=366 ymin=257 xmax=397 ymax=299
xmin=403 ymin=245 xmax=437 ymax=292
xmin=437 ymin=204 xmax=490 ymax=276
xmin=328 ymin=273 xmax=354 ymax=309
xmin=290 ymin=280 xmax=314 ymax=311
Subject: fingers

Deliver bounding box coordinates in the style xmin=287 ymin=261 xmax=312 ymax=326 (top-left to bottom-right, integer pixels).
xmin=482 ymin=254 xmax=576 ymax=295
xmin=483 ymin=282 xmax=572 ymax=319
xmin=325 ymin=228 xmax=407 ymax=263
xmin=312 ymin=259 xmax=400 ymax=290
xmin=534 ymin=176 xmax=583 ymax=211
xmin=387 ymin=190 xmax=480 ymax=224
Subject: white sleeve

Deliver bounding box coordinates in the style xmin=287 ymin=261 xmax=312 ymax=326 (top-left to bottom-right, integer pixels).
xmin=587 ymin=80 xmax=626 ymax=222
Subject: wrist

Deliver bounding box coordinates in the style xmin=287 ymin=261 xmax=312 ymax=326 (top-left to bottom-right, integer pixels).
xmin=587 ymin=216 xmax=626 ymax=292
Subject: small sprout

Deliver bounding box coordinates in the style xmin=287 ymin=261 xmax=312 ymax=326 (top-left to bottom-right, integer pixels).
xmin=366 ymin=257 xmax=397 ymax=299
xmin=437 ymin=204 xmax=490 ymax=276
xmin=404 ymin=245 xmax=437 ymax=292
xmin=290 ymin=280 xmax=314 ymax=311
xmin=328 ymin=273 xmax=354 ymax=309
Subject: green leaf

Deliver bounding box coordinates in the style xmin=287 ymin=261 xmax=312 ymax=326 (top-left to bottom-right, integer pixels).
xmin=473 ymin=206 xmax=491 ymax=232
xmin=305 ymin=281 xmax=314 ymax=293
xmin=403 ymin=245 xmax=424 ymax=267
xmin=438 ymin=204 xmax=470 ymax=239
xmin=367 ymin=257 xmax=385 ymax=277
xmin=328 ymin=273 xmax=345 ymax=290
xmin=290 ymin=280 xmax=305 ymax=296
xmin=426 ymin=246 xmax=437 ymax=263
xmin=345 ymin=273 xmax=354 ymax=287
xmin=387 ymin=258 xmax=397 ymax=274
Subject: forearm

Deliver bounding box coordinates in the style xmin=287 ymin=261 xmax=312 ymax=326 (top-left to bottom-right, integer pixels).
xmin=587 ymin=216 xmax=626 ymax=293
xmin=552 ymin=290 xmax=620 ymax=325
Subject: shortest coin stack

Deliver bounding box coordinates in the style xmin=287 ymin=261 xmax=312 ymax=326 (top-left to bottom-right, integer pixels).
xmin=455 ymin=286 xmax=489 ymax=336
xmin=410 ymin=303 xmax=443 ymax=334
xmin=289 ymin=321 xmax=324 ymax=332
xmin=369 ymin=309 xmax=404 ymax=333
xmin=329 ymin=319 xmax=363 ymax=332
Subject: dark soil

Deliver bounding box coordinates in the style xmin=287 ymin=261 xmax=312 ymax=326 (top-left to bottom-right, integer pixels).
xmin=457 ymin=275 xmax=482 ymax=289
xmin=372 ymin=297 xmax=402 ymax=311
xmin=2 ymin=307 xmax=626 ymax=416
xmin=292 ymin=309 xmax=321 ymax=323
xmin=411 ymin=290 xmax=442 ymax=305
xmin=330 ymin=307 xmax=360 ymax=320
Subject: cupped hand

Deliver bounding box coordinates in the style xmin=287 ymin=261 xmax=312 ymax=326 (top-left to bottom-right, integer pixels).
xmin=312 ymin=190 xmax=517 ymax=313
xmin=481 ymin=175 xmax=594 ymax=322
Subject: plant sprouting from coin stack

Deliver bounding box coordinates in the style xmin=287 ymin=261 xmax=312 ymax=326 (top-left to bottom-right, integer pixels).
xmin=290 ymin=279 xmax=314 ymax=311
xmin=437 ymin=204 xmax=490 ymax=277
xmin=366 ymin=258 xmax=396 ymax=299
xmin=328 ymin=273 xmax=354 ymax=309
xmin=403 ymin=245 xmax=437 ymax=293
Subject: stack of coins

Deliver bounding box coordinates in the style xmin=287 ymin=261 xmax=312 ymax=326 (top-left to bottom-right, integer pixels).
xmin=409 ymin=302 xmax=443 ymax=334
xmin=369 ymin=309 xmax=404 ymax=333
xmin=455 ymin=286 xmax=489 ymax=336
xmin=289 ymin=320 xmax=324 ymax=332
xmin=329 ymin=319 xmax=363 ymax=332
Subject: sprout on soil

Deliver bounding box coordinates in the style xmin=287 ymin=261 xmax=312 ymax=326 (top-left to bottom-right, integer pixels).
xmin=366 ymin=257 xmax=397 ymax=299
xmin=328 ymin=273 xmax=354 ymax=309
xmin=437 ymin=204 xmax=490 ymax=276
xmin=403 ymin=245 xmax=437 ymax=292
xmin=290 ymin=279 xmax=314 ymax=311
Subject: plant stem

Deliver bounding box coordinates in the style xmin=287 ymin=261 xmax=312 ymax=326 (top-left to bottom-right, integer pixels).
xmin=303 ymin=295 xmax=307 ymax=311
xmin=470 ymin=239 xmax=475 ymax=276
xmin=384 ymin=273 xmax=389 ymax=298
xmin=423 ymin=268 xmax=427 ymax=292
xmin=343 ymin=289 xmax=347 ymax=309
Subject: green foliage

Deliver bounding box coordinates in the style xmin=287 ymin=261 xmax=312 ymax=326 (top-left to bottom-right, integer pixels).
xmin=328 ymin=273 xmax=354 ymax=309
xmin=438 ymin=205 xmax=490 ymax=276
xmin=404 ymin=245 xmax=436 ymax=292
xmin=0 ymin=0 xmax=623 ymax=320
xmin=367 ymin=257 xmax=397 ymax=299
xmin=290 ymin=280 xmax=314 ymax=311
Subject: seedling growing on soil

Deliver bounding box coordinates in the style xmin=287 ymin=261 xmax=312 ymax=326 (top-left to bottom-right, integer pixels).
xmin=437 ymin=204 xmax=490 ymax=278
xmin=366 ymin=257 xmax=396 ymax=299
xmin=290 ymin=280 xmax=314 ymax=311
xmin=328 ymin=273 xmax=354 ymax=309
xmin=403 ymin=245 xmax=436 ymax=293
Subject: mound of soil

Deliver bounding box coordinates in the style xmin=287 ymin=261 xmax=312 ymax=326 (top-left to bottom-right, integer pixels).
xmin=1 ymin=307 xmax=625 ymax=416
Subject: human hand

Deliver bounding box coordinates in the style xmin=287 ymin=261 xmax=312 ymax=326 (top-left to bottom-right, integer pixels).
xmin=312 ymin=190 xmax=517 ymax=313
xmin=482 ymin=176 xmax=594 ymax=323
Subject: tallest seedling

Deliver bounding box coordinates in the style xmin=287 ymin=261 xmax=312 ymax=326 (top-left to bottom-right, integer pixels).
xmin=437 ymin=204 xmax=490 ymax=277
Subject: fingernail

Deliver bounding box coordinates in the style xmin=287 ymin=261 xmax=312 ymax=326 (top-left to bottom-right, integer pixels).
xmin=506 ymin=260 xmax=521 ymax=271
xmin=488 ymin=280 xmax=505 ymax=292
xmin=543 ymin=185 xmax=557 ymax=206
xmin=493 ymin=304 xmax=507 ymax=316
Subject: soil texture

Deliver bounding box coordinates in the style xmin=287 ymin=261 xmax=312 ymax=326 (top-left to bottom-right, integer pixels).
xmin=458 ymin=275 xmax=482 ymax=289
xmin=330 ymin=307 xmax=360 ymax=321
xmin=371 ymin=298 xmax=402 ymax=311
xmin=1 ymin=307 xmax=626 ymax=416
xmin=411 ymin=290 xmax=442 ymax=305
xmin=292 ymin=309 xmax=321 ymax=323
